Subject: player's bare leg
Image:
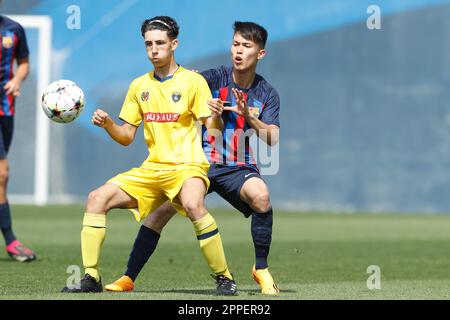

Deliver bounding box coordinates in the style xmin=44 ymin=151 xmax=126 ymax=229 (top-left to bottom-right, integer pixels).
xmin=177 ymin=177 xmax=237 ymax=295
xmin=142 ymin=200 xmax=177 ymax=233
xmin=62 ymin=183 xmax=137 ymax=293
xmin=0 ymin=158 xmax=36 ymax=262
xmin=177 ymin=177 xmax=209 ymax=220
xmin=85 ymin=182 xmax=138 ymax=213
xmin=240 ymin=177 xmax=272 ymax=213
xmin=240 ymin=177 xmax=279 ymax=295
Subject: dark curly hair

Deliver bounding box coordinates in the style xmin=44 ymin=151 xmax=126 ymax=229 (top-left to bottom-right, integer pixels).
xmin=141 ymin=16 xmax=179 ymax=40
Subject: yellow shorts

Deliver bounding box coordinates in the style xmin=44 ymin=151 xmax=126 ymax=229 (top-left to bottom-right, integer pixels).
xmin=108 ymin=165 xmax=210 ymax=221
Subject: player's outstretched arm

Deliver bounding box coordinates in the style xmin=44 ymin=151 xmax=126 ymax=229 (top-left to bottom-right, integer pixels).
xmin=229 ymin=88 xmax=279 ymax=146
xmin=92 ymin=109 xmax=138 ymax=146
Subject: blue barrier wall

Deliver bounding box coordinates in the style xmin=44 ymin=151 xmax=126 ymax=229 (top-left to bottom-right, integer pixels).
xmin=5 ymin=0 xmax=450 ymax=212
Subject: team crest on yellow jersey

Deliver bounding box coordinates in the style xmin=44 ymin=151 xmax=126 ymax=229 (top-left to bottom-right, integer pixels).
xmin=2 ymin=36 xmax=13 ymax=49
xmin=141 ymin=91 xmax=149 ymax=102
xmin=172 ymin=92 xmax=181 ymax=103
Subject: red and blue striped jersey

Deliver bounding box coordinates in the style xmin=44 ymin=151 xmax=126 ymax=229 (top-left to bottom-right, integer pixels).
xmin=0 ymin=16 xmax=29 ymax=116
xmin=201 ymin=66 xmax=280 ymax=169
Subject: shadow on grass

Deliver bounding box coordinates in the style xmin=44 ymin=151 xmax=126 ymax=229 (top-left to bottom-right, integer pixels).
xmin=0 ymin=257 xmax=43 ymax=263
xmin=133 ymin=288 xmax=296 ymax=295
xmin=0 ymin=258 xmax=46 ymax=265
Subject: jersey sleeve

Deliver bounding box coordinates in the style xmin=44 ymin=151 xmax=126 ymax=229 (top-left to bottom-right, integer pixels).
xmin=260 ymin=89 xmax=281 ymax=127
xmin=16 ymin=25 xmax=29 ymax=60
xmin=119 ymin=80 xmax=142 ymax=127
xmin=190 ymin=75 xmax=212 ymax=120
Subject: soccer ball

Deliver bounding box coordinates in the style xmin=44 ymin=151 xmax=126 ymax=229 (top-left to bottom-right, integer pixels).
xmin=41 ymin=80 xmax=85 ymax=123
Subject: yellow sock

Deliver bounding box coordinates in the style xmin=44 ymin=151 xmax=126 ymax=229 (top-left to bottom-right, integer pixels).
xmin=81 ymin=213 xmax=106 ymax=281
xmin=192 ymin=213 xmax=232 ymax=279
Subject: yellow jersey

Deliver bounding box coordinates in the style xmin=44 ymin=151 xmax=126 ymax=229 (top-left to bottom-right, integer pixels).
xmin=119 ymin=66 xmax=212 ymax=169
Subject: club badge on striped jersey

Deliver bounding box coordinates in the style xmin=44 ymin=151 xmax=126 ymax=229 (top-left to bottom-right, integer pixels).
xmin=2 ymin=36 xmax=13 ymax=49
xmin=172 ymin=92 xmax=181 ymax=103
xmin=250 ymin=99 xmax=263 ymax=117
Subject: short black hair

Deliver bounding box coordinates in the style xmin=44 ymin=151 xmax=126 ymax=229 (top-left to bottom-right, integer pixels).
xmin=233 ymin=21 xmax=268 ymax=48
xmin=141 ymin=16 xmax=179 ymax=40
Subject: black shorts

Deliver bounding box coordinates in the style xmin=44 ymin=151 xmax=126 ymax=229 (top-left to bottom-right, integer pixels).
xmin=0 ymin=117 xmax=13 ymax=159
xmin=208 ymin=163 xmax=264 ymax=218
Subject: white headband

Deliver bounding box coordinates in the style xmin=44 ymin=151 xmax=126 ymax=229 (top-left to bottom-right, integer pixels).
xmin=149 ymin=19 xmax=171 ymax=30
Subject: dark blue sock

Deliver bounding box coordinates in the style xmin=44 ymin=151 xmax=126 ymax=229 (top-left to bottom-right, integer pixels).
xmin=125 ymin=225 xmax=160 ymax=281
xmin=251 ymin=208 xmax=273 ymax=269
xmin=0 ymin=203 xmax=16 ymax=245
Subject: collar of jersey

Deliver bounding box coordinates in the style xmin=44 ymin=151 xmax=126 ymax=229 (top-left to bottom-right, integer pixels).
xmin=153 ymin=65 xmax=181 ymax=82
xmin=231 ymin=74 xmax=256 ymax=92
xmin=233 ymin=82 xmax=251 ymax=92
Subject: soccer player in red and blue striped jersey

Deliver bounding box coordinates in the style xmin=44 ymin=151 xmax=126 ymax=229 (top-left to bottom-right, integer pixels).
xmin=106 ymin=21 xmax=280 ymax=295
xmin=0 ymin=15 xmax=36 ymax=262
xmin=201 ymin=64 xmax=280 ymax=167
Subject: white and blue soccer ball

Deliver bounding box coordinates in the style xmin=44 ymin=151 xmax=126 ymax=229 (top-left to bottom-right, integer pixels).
xmin=41 ymin=80 xmax=85 ymax=123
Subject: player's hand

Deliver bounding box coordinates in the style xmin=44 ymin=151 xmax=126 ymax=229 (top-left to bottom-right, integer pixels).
xmin=207 ymin=99 xmax=226 ymax=117
xmin=3 ymin=78 xmax=21 ymax=97
xmin=92 ymin=109 xmax=111 ymax=128
xmin=227 ymin=88 xmax=250 ymax=118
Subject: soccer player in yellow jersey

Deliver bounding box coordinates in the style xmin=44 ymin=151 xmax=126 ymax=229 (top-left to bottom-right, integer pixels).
xmin=61 ymin=16 xmax=236 ymax=295
xmin=106 ymin=22 xmax=279 ymax=296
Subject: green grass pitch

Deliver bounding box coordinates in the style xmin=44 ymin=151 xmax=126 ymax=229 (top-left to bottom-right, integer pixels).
xmin=1 ymin=205 xmax=450 ymax=300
